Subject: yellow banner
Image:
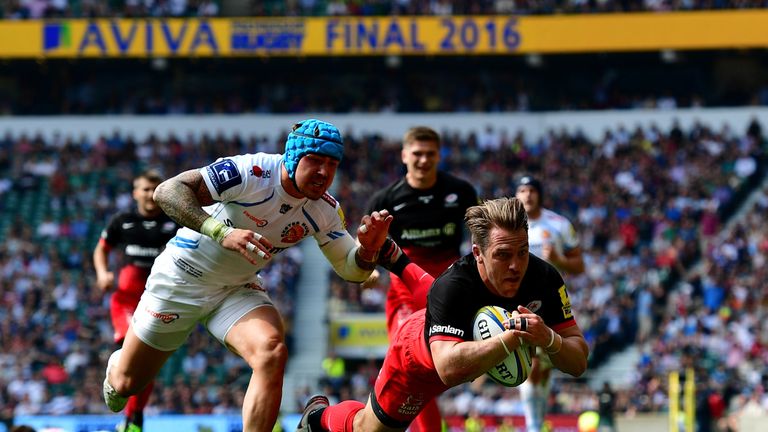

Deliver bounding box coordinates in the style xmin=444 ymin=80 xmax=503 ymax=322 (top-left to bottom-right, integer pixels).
xmin=329 ymin=314 xmax=388 ymax=358
xmin=1 ymin=11 xmax=768 ymax=58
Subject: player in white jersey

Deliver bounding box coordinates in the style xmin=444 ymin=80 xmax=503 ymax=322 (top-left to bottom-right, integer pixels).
xmin=515 ymin=175 xmax=585 ymax=432
xmin=102 ymin=119 xmax=393 ymax=432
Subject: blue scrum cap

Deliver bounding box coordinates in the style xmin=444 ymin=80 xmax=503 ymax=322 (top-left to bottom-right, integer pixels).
xmin=283 ymin=119 xmax=344 ymax=180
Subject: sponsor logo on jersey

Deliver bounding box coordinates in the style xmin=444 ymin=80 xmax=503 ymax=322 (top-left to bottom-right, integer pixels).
xmin=444 ymin=193 xmax=458 ymax=207
xmin=144 ymin=306 xmax=180 ymax=324
xmin=142 ymin=220 xmax=157 ymax=229
xmin=442 ymin=222 xmax=457 ymax=236
xmin=558 ymin=285 xmax=573 ymax=319
xmin=163 ymin=221 xmax=177 ymax=232
xmin=321 ymin=192 xmax=337 ymax=208
xmin=206 ymin=159 xmax=242 ymax=195
xmin=281 ymin=222 xmax=309 ymax=243
xmin=279 ymin=203 xmax=292 ymax=214
xmin=125 ymin=245 xmax=161 ymax=258
xmin=526 ymin=300 xmax=542 ymax=313
xmin=251 ymin=165 xmax=272 ymax=178
xmin=429 ymin=324 xmax=464 ymax=338
xmin=243 ymin=210 xmax=268 ymax=227
xmin=336 ymin=207 xmax=347 ymax=229
xmin=393 ymin=202 xmax=407 ymax=211
xmin=418 ymin=194 xmax=434 ymax=204
xmin=401 ymin=227 xmax=442 ymax=240
xmin=121 ymin=222 xmax=135 ymax=229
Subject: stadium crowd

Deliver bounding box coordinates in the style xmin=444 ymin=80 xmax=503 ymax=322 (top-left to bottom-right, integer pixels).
xmin=627 ymin=181 xmax=768 ymax=430
xmin=0 ymin=0 xmax=219 ymax=19
xmin=3 ymin=0 xmax=768 ymax=19
xmin=0 ymin=118 xmax=765 ymax=429
xmin=253 ymin=0 xmax=768 ymax=16
xmin=322 ymin=118 xmax=768 ymax=426
xmin=4 ymin=56 xmax=768 ymax=116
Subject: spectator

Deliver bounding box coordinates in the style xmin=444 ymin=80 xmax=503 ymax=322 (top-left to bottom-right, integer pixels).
xmin=320 ymin=351 xmax=346 ymax=394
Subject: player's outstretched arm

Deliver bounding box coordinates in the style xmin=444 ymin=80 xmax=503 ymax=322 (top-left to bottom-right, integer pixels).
xmin=154 ymin=169 xmax=273 ymax=264
xmin=320 ymin=210 xmax=394 ymax=283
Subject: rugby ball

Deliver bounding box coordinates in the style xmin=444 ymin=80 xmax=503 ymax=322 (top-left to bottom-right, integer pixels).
xmin=473 ymin=305 xmax=533 ymax=387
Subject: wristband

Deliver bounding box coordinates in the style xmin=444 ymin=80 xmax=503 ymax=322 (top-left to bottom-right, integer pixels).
xmin=546 ymin=334 xmax=563 ymax=355
xmin=546 ymin=328 xmax=556 ymax=349
xmin=357 ymin=244 xmax=378 ymax=262
xmin=354 ymin=246 xmax=377 ymax=271
xmin=497 ymin=334 xmax=511 ymax=356
xmin=200 ymin=217 xmax=233 ymax=244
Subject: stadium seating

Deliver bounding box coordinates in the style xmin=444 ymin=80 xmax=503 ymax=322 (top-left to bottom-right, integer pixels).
xmin=2 ymin=117 xmax=764 ymax=422
xmin=3 ymin=3 xmax=768 ymax=429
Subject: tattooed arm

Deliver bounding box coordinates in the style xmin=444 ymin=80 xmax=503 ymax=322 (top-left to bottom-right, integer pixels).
xmin=153 ymin=169 xmax=273 ymax=265
xmin=153 ymin=169 xmax=214 ymax=231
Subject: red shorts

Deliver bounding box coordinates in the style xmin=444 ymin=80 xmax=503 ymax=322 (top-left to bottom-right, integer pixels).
xmin=385 ymin=253 xmax=454 ymax=337
xmin=372 ymin=309 xmax=449 ymax=428
xmin=110 ymin=265 xmax=150 ymax=343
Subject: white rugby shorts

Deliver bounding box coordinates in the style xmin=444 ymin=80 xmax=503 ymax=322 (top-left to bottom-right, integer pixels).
xmin=133 ymin=269 xmax=274 ymax=351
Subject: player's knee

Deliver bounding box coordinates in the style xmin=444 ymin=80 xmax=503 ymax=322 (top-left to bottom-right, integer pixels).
xmin=245 ymin=333 xmax=288 ymax=372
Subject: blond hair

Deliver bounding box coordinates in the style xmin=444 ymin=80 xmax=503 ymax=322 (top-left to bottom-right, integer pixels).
xmin=465 ymin=197 xmax=528 ymax=251
xmin=403 ymin=126 xmax=440 ymax=149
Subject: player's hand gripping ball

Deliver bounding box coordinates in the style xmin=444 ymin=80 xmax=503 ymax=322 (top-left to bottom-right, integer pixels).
xmin=473 ymin=305 xmax=533 ymax=387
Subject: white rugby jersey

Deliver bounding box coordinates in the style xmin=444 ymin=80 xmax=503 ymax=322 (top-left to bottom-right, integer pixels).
xmin=156 ymin=152 xmax=352 ymax=288
xmin=527 ymin=208 xmax=580 ymax=267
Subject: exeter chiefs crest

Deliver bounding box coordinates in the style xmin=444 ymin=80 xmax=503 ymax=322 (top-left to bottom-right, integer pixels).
xmin=281 ymin=221 xmax=310 ymax=243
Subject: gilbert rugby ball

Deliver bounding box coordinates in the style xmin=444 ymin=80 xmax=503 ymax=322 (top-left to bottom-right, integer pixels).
xmin=473 ymin=305 xmax=533 ymax=387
